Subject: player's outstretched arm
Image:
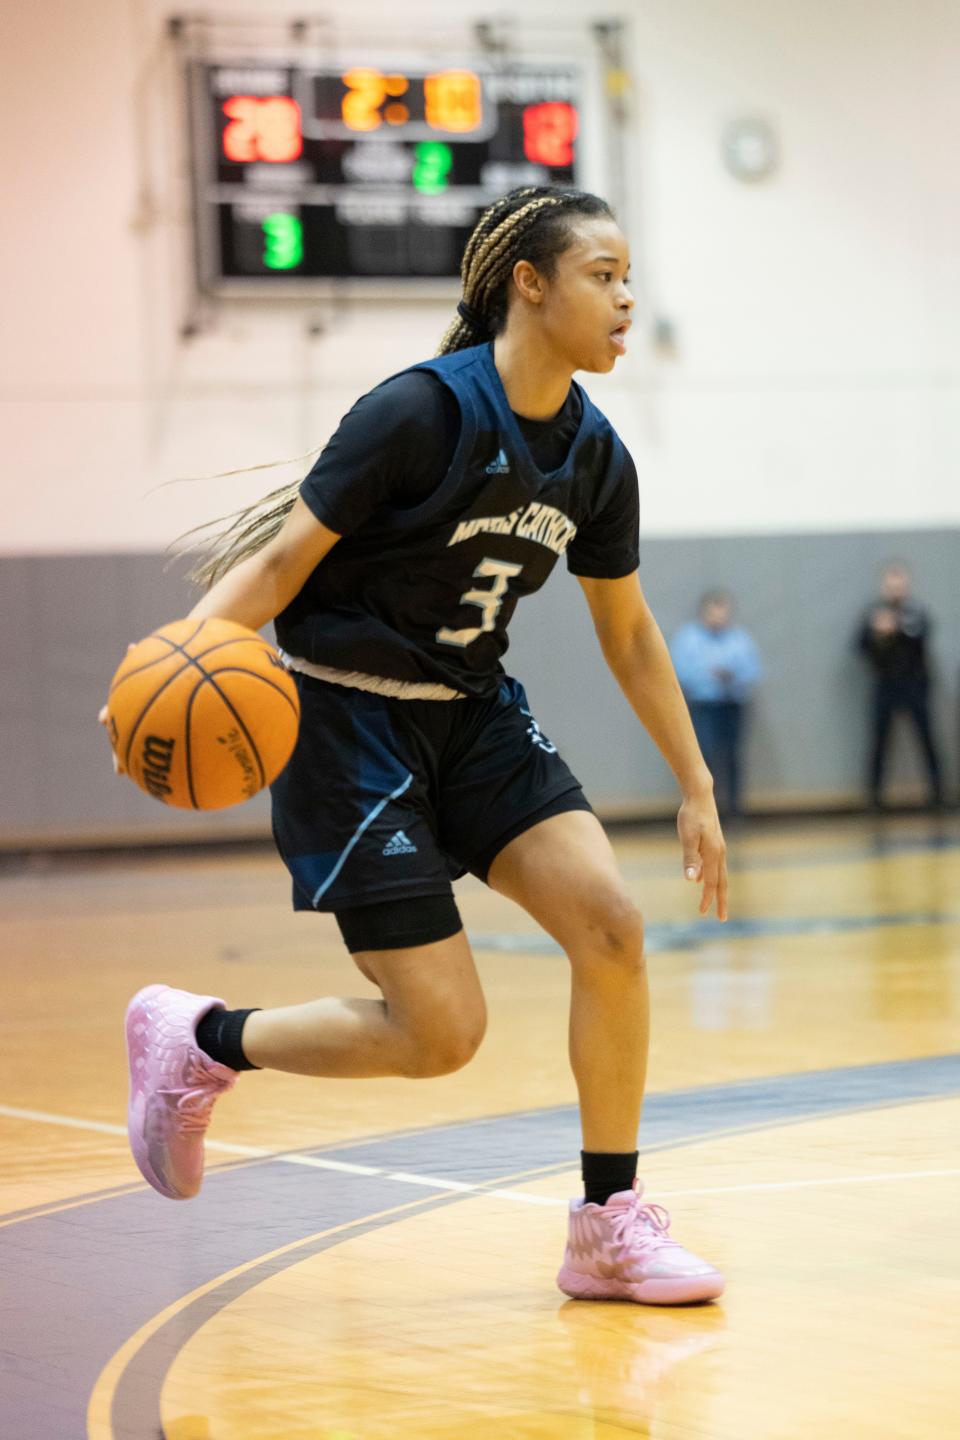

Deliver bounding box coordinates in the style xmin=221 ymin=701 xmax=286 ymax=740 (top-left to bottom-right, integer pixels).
xmin=577 ymin=572 xmax=728 ymax=921
xmin=188 ymin=498 xmax=341 ymax=631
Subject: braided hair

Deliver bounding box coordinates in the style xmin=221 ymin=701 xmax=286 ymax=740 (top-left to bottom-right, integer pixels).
xmin=437 ymin=185 xmax=614 ymax=355
xmin=183 ymin=186 xmax=613 ymax=588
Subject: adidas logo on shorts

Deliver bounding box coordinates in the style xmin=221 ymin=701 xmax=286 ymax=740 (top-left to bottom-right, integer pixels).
xmin=383 ymin=830 xmax=418 ymax=856
xmin=484 ymin=448 xmax=510 ymax=475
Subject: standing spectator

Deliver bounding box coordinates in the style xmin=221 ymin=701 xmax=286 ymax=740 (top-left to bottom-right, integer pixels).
xmin=858 ymin=562 xmax=944 ymax=811
xmin=671 ymin=591 xmax=762 ymax=818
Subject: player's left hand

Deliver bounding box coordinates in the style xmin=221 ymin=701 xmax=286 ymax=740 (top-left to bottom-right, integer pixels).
xmin=98 ymin=643 xmax=135 ymax=775
xmin=678 ymin=793 xmax=728 ymax=921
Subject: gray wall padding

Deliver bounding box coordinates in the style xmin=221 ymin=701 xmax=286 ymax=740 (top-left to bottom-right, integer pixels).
xmin=2 ymin=531 xmax=957 ymax=845
xmin=510 ymin=529 xmax=959 ymax=811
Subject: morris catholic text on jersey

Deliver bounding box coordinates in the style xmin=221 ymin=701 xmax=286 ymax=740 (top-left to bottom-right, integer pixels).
xmin=274 ymin=343 xmax=639 ymax=700
xmin=448 ymin=500 xmax=578 ymax=556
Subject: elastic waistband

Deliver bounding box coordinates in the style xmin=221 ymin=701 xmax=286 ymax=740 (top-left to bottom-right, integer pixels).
xmin=279 ymin=651 xmax=466 ymax=702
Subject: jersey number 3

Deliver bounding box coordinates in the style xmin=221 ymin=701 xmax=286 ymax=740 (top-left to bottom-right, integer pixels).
xmin=436 ymin=558 xmax=523 ymax=648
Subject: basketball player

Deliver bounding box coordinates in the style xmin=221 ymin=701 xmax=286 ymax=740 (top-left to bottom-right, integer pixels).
xmin=114 ymin=188 xmax=728 ymax=1305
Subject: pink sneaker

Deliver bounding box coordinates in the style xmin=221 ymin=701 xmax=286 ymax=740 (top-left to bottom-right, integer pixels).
xmin=125 ymin=983 xmax=238 ymax=1200
xmin=557 ymin=1181 xmax=724 ymax=1305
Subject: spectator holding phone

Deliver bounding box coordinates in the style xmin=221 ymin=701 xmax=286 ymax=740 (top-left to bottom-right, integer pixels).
xmin=858 ymin=562 xmax=944 ymax=811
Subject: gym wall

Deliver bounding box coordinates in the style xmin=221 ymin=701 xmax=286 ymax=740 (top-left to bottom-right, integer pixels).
xmin=3 ymin=0 xmax=959 ymax=842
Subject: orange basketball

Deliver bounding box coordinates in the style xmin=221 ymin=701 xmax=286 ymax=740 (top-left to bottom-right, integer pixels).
xmin=106 ymin=617 xmax=300 ymax=810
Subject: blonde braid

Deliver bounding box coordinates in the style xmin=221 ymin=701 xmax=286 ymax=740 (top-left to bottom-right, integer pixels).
xmin=470 ymin=200 xmax=559 ymax=307
xmin=458 ymin=187 xmax=537 ymax=283
xmin=176 ymin=478 xmax=302 ymax=590
xmin=437 ymin=189 xmax=571 ymax=354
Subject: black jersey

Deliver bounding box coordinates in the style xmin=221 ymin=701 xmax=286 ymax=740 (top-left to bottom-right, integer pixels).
xmin=275 ymin=342 xmax=639 ymax=700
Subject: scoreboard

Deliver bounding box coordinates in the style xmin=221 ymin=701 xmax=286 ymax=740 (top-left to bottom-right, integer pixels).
xmin=188 ymin=60 xmax=581 ymax=291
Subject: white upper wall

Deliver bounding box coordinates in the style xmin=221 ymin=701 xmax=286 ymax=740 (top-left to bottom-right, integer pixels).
xmin=3 ymin=0 xmax=959 ymax=553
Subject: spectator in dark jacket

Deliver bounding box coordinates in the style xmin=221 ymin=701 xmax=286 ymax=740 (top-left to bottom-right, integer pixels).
xmin=858 ymin=563 xmax=944 ymax=810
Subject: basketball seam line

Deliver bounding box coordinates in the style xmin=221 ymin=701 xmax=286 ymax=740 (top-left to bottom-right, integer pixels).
xmin=124 ymin=653 xmax=205 ymax=773
xmin=120 ymin=622 xmax=213 ymax=770
xmin=108 ymin=629 xmax=268 ymax=695
xmin=184 ymin=674 xmax=267 ymax=809
xmin=122 ymin=632 xmax=283 ymax=787
xmin=107 ymin=620 xmax=206 ymax=695
xmin=196 ymin=667 xmax=300 ymax=719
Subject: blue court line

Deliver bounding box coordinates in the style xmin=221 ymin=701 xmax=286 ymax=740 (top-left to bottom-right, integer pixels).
xmin=3 ymin=1052 xmax=960 ymax=1438
xmin=726 ymin=829 xmax=960 ymax=874
xmin=320 ymin=1052 xmax=960 ymax=1179
xmin=470 ymin=907 xmax=960 ymax=957
xmin=614 ymin=823 xmax=960 ymax=881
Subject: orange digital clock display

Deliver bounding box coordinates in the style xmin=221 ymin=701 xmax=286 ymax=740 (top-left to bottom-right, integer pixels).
xmin=339 ymin=68 xmax=483 ymax=134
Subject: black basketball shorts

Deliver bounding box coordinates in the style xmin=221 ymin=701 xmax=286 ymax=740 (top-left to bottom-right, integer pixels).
xmin=270 ymin=673 xmax=592 ymax=912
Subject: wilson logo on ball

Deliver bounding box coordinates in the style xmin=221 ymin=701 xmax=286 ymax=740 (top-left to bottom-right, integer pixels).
xmin=217 ymin=727 xmax=258 ymax=799
xmin=141 ymin=735 xmax=176 ymax=801
xmin=107 ymin=617 xmax=301 ymax=810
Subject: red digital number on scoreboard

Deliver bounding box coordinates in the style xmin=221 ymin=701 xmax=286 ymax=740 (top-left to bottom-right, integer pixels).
xmin=222 ymin=96 xmax=303 ymax=163
xmin=522 ymin=101 xmax=578 ymax=167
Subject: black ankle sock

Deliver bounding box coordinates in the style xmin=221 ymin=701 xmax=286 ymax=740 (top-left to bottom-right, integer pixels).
xmin=195 ymin=1006 xmax=261 ymax=1072
xmin=581 ymin=1150 xmax=639 ymax=1207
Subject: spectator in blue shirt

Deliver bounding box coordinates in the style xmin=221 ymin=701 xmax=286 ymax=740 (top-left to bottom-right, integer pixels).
xmin=671 ymin=591 xmax=763 ymax=818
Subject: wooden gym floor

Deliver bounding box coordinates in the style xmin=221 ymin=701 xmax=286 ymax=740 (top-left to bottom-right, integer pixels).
xmin=2 ymin=813 xmax=960 ymax=1439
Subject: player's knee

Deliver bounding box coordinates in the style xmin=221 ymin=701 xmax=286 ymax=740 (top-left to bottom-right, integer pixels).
xmin=398 ymin=1003 xmax=487 ymax=1078
xmin=572 ymin=891 xmax=645 ymax=976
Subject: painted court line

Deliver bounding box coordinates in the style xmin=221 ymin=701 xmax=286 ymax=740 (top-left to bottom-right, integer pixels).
xmin=0 ymin=1103 xmax=529 ymax=1200
xmin=0 ymin=1103 xmax=271 ymax=1157
xmin=473 ymin=907 xmax=960 ymax=957
xmin=0 ymin=1104 xmax=130 ymax=1139
xmin=282 ymin=1153 xmax=382 ymax=1176
xmin=4 ymin=1102 xmax=959 ymax=1213
xmin=0 ymin=1101 xmax=539 ymax=1201
xmin=658 ymin=1166 xmax=960 ymax=1198
xmin=0 ymin=1103 xmax=348 ymax=1162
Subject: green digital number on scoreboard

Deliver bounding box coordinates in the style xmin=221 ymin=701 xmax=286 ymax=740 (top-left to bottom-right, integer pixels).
xmin=262 ymin=213 xmax=304 ymax=270
xmin=188 ymin=60 xmax=581 ymax=290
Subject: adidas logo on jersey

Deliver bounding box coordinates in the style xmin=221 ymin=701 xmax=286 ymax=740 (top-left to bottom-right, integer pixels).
xmin=383 ymin=830 xmax=418 ymax=856
xmin=484 ymin=448 xmax=510 ymax=475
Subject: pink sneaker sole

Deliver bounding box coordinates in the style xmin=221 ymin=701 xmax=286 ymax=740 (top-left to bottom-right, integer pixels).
xmin=557 ymin=1265 xmax=725 ymax=1306
xmin=124 ymin=981 xmax=236 ymax=1200
xmin=126 ymin=984 xmax=183 ymax=1199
